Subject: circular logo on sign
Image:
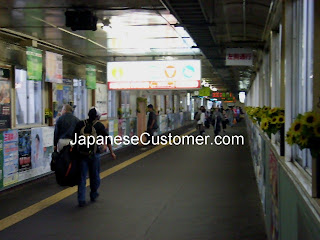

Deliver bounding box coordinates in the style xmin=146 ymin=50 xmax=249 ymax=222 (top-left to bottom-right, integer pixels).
xmin=165 ymin=65 xmax=176 ymax=78
xmin=183 ymin=65 xmax=195 ymax=78
xmin=112 ymin=67 xmax=123 ymax=80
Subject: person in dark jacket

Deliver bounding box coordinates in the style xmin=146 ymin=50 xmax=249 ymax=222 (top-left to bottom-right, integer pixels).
xmin=73 ymin=107 xmax=116 ymax=207
xmin=54 ymin=104 xmax=79 ymax=152
xmin=146 ymin=104 xmax=158 ymax=143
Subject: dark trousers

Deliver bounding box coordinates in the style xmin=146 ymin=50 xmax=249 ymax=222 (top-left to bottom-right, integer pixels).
xmin=78 ymin=154 xmax=100 ymax=203
xmin=147 ymin=128 xmax=155 ymax=144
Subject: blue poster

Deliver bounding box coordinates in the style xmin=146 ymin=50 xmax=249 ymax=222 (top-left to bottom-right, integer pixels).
xmin=3 ymin=130 xmax=19 ymax=187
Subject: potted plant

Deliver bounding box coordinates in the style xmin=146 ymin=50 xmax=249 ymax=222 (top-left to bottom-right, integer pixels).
xmin=286 ymin=111 xmax=320 ymax=158
xmin=45 ymin=108 xmax=53 ymax=124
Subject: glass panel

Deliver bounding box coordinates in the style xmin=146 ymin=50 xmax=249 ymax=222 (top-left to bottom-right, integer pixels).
xmin=15 ymin=69 xmax=28 ymax=125
xmin=15 ymin=69 xmax=42 ymax=125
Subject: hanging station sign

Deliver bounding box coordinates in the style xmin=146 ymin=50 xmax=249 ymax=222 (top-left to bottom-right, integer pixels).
xmin=225 ymin=48 xmax=253 ymax=66
xmin=86 ymin=64 xmax=96 ymax=89
xmin=26 ymin=47 xmax=43 ymax=81
xmin=107 ymin=60 xmax=201 ymax=90
xmin=212 ymin=92 xmax=236 ymax=102
xmin=198 ymin=87 xmax=211 ymax=97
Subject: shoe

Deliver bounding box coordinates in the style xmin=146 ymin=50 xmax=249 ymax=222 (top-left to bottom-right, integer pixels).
xmin=78 ymin=201 xmax=86 ymax=207
xmin=90 ymin=193 xmax=99 ymax=202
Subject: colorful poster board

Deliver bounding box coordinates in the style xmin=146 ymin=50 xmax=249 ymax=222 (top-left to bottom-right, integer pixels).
xmin=45 ymin=51 xmax=63 ymax=83
xmin=107 ymin=60 xmax=201 ymax=90
xmin=0 ymin=68 xmax=11 ymax=129
xmin=26 ymin=47 xmax=43 ymax=81
xmin=2 ymin=130 xmax=19 ymax=187
xmin=86 ymin=64 xmax=96 ymax=89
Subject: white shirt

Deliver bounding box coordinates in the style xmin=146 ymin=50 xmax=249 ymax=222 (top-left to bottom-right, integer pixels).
xmin=197 ymin=112 xmax=205 ymax=125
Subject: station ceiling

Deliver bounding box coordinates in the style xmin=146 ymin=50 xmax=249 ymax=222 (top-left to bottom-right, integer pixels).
xmin=0 ymin=0 xmax=272 ymax=95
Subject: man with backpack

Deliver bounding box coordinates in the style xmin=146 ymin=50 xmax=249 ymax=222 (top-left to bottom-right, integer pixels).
xmin=73 ymin=107 xmax=116 ymax=207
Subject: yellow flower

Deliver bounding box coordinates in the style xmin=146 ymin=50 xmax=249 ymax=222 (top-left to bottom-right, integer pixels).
xmin=269 ymin=108 xmax=278 ymax=115
xmin=302 ymin=112 xmax=318 ymax=127
xmin=271 ymin=116 xmax=278 ymax=124
xmin=314 ymin=125 xmax=320 ymax=137
xmin=278 ymin=115 xmax=285 ymax=124
xmin=260 ymin=118 xmax=269 ymax=130
xmin=286 ymin=132 xmax=294 ymax=145
xmin=291 ymin=120 xmax=302 ymax=136
xmin=297 ymin=135 xmax=308 ymax=147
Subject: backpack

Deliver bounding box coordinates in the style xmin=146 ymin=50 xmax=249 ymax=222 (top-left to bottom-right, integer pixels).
xmin=195 ymin=112 xmax=201 ymax=121
xmin=77 ymin=120 xmax=98 ymax=156
xmin=53 ymin=145 xmax=80 ymax=187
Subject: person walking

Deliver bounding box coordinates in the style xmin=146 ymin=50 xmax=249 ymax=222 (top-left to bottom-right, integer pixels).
xmin=227 ymin=106 xmax=234 ymax=127
xmin=197 ymin=106 xmax=206 ymax=136
xmin=73 ymin=107 xmax=116 ymax=207
xmin=212 ymin=107 xmax=223 ymax=136
xmin=54 ymin=104 xmax=79 ymax=152
xmin=146 ymin=104 xmax=158 ymax=143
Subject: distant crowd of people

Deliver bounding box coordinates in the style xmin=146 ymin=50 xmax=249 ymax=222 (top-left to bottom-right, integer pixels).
xmin=194 ymin=106 xmax=244 ymax=136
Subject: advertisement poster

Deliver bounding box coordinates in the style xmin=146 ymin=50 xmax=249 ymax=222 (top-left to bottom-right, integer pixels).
xmin=0 ymin=79 xmax=11 ymax=129
xmin=269 ymin=150 xmax=279 ymax=240
xmin=42 ymin=127 xmax=54 ymax=173
xmin=86 ymin=64 xmax=96 ymax=89
xmin=31 ymin=128 xmax=44 ymax=171
xmin=18 ymin=130 xmax=32 ymax=172
xmin=26 ymin=47 xmax=42 ymax=81
xmin=45 ymin=51 xmax=63 ymax=83
xmin=95 ymin=83 xmax=108 ymax=119
xmin=3 ymin=130 xmax=19 ymax=187
xmin=0 ymin=132 xmax=3 ymax=188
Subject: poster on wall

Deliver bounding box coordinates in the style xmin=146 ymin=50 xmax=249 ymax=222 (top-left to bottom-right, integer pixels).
xmin=269 ymin=150 xmax=279 ymax=240
xmin=95 ymin=83 xmax=108 ymax=119
xmin=42 ymin=127 xmax=54 ymax=173
xmin=0 ymin=70 xmax=11 ymax=129
xmin=86 ymin=64 xmax=96 ymax=89
xmin=45 ymin=51 xmax=63 ymax=83
xmin=18 ymin=130 xmax=32 ymax=172
xmin=0 ymin=132 xmax=3 ymax=188
xmin=3 ymin=130 xmax=19 ymax=187
xmin=26 ymin=47 xmax=42 ymax=81
xmin=31 ymin=128 xmax=44 ymax=172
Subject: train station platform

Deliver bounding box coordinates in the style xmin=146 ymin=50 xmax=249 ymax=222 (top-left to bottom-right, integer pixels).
xmin=0 ymin=121 xmax=267 ymax=240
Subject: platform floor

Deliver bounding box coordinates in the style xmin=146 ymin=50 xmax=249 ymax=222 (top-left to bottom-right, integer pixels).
xmin=0 ymin=121 xmax=267 ymax=240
